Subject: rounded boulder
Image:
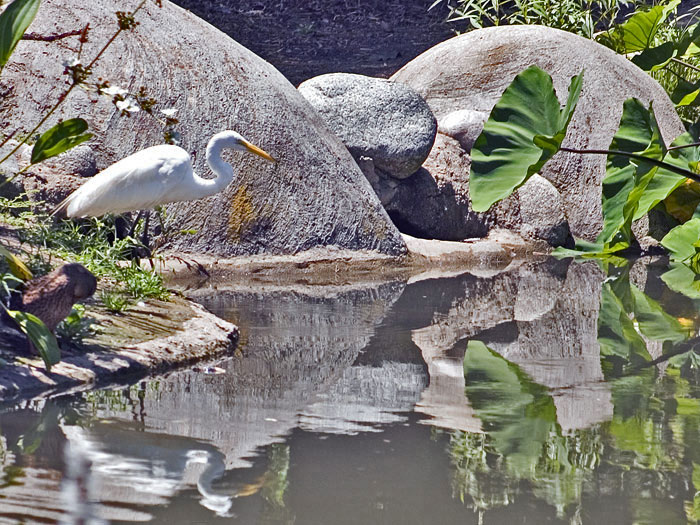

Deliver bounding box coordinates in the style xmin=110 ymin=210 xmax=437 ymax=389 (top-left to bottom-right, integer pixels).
xmin=298 ymin=73 xmax=437 ymax=179
xmin=1 ymin=0 xmax=405 ymax=257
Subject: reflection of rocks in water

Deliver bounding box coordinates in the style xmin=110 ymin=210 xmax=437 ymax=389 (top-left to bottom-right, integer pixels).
xmin=299 ymin=362 xmax=427 ymax=434
xmin=410 ymin=260 xmax=613 ymax=433
xmin=97 ymin=281 xmax=405 ymax=470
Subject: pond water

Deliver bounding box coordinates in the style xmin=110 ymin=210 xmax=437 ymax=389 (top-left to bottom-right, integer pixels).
xmin=0 ymin=258 xmax=698 ymax=524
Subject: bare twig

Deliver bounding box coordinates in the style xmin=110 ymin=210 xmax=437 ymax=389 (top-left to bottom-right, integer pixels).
xmin=21 ymin=30 xmax=82 ymax=42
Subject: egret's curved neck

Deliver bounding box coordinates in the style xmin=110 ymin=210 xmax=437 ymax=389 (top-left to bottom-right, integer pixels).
xmin=194 ymin=135 xmax=236 ymax=198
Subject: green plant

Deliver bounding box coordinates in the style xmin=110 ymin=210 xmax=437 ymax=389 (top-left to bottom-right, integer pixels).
xmin=100 ymin=291 xmax=130 ymax=313
xmin=430 ymin=0 xmax=630 ymax=37
xmin=55 ymin=304 xmax=94 ymax=341
xmin=469 ymin=65 xmax=700 ymax=259
xmin=2 ymin=201 xmax=171 ymax=309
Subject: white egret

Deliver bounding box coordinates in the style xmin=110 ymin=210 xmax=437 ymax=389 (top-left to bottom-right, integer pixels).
xmin=52 ymin=130 xmax=275 ymax=218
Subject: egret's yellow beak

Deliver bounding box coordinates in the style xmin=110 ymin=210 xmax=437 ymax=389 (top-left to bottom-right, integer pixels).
xmin=242 ymin=139 xmax=276 ymax=163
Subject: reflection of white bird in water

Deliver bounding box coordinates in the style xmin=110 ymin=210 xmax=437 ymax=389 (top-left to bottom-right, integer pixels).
xmin=52 ymin=130 xmax=275 ymax=218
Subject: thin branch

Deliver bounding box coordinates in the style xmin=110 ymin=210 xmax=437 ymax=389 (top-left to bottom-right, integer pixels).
xmin=667 ymin=141 xmax=700 ymax=151
xmin=0 ymin=0 xmax=149 ymax=175
xmin=671 ymin=56 xmax=700 ymax=74
xmin=21 ymin=30 xmax=82 ymax=42
xmin=560 ymin=146 xmax=700 ymax=184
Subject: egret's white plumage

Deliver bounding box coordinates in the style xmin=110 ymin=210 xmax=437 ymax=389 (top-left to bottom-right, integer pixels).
xmin=53 ymin=130 xmax=275 ymax=218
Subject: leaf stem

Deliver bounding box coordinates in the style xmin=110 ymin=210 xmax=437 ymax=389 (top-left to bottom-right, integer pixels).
xmin=560 ymin=146 xmax=700 ymax=183
xmin=670 ymin=56 xmax=700 ymax=73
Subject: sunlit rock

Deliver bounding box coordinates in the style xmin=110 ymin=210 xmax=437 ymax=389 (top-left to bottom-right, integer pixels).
xmin=298 ymin=73 xmax=437 ymax=179
xmin=2 ymin=0 xmax=405 ymax=256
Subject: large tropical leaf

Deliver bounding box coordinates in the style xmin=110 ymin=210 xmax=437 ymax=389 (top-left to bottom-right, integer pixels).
xmin=4 ymin=308 xmax=60 ymax=371
xmin=597 ymin=99 xmax=665 ymax=250
xmin=598 ymin=282 xmax=651 ymax=363
xmin=0 ymin=0 xmax=41 ymax=70
xmin=630 ymin=21 xmax=700 ymax=72
xmin=463 ymin=340 xmax=558 ymax=475
xmin=661 ymin=262 xmax=700 ymax=299
xmin=634 ymin=126 xmax=700 ymax=221
xmin=603 ymin=0 xmax=680 ymax=53
xmin=469 ymin=66 xmax=583 ymax=212
xmin=660 ymin=218 xmax=700 ymax=262
xmin=31 ymin=118 xmax=93 ymax=164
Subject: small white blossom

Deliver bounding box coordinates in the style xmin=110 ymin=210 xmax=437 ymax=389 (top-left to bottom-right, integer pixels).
xmin=116 ymin=97 xmax=140 ymax=114
xmin=62 ymin=57 xmax=81 ymax=68
xmin=160 ymin=108 xmax=178 ymax=117
xmin=103 ymin=85 xmax=128 ymax=98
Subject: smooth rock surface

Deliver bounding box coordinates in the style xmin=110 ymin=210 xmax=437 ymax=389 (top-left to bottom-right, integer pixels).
xmin=392 ymin=25 xmax=686 ymax=241
xmin=1 ymin=0 xmax=405 ymax=256
xmin=298 ymin=73 xmax=437 ymax=179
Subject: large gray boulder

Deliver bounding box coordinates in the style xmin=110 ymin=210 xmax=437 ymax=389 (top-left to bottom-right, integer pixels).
xmin=298 ymin=73 xmax=437 ymax=179
xmin=392 ymin=25 xmax=686 ymax=242
xmin=1 ymin=0 xmax=405 ymax=256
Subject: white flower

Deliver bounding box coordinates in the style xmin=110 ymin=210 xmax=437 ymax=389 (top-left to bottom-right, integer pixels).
xmin=103 ymin=85 xmax=128 ymax=98
xmin=160 ymin=108 xmax=178 ymax=117
xmin=116 ymin=97 xmax=140 ymax=114
xmin=62 ymin=57 xmax=81 ymax=68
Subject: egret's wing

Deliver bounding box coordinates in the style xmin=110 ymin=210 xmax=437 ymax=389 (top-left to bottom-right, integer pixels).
xmin=53 ymin=145 xmax=191 ymax=218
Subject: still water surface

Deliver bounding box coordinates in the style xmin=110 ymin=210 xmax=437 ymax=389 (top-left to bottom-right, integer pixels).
xmin=0 ymin=258 xmax=698 ymax=524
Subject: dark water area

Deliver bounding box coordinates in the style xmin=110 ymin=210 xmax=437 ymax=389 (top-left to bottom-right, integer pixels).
xmin=0 ymin=257 xmax=698 ymax=524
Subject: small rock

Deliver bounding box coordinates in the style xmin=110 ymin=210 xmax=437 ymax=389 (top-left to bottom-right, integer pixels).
xmin=517 ymin=174 xmax=572 ymax=247
xmin=438 ymin=109 xmax=488 ymax=152
xmin=298 ymin=72 xmax=436 ymax=179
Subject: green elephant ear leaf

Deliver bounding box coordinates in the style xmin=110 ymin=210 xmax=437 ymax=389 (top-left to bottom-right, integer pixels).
xmin=605 ymin=0 xmax=680 ymax=53
xmin=597 ymin=99 xmax=665 ymax=249
xmin=661 ymin=262 xmax=700 ymax=299
xmin=0 ymin=0 xmax=41 ymax=70
xmin=469 ymin=66 xmax=584 ymax=212
xmin=3 ymin=308 xmax=60 ymax=372
xmin=634 ymin=125 xmax=700 ymax=221
xmin=661 ymin=218 xmax=700 ymax=262
xmin=31 ymin=118 xmax=93 ymax=165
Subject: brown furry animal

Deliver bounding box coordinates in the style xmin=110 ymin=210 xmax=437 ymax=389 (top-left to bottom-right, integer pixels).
xmin=13 ymin=263 xmax=97 ymax=332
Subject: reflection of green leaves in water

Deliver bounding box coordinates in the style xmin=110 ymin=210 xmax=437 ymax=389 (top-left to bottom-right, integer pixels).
xmin=603 ymin=368 xmax=700 ymax=523
xmin=463 ymin=341 xmax=559 ymax=476
xmin=262 ymin=444 xmax=289 ymax=509
xmin=598 ymin=266 xmax=694 ymax=373
xmin=456 ymin=341 xmax=602 ymax=516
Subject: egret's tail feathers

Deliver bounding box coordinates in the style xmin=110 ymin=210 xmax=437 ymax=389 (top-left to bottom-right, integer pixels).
xmin=50 ymin=193 xmax=74 ymax=218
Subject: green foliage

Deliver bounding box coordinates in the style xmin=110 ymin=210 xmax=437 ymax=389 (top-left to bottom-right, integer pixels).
xmin=469 ymin=66 xmax=583 ymax=212
xmin=660 ymin=217 xmax=700 ymax=262
xmin=431 ymin=0 xmax=628 ymax=37
xmin=100 ymin=291 xmax=130 ymax=313
xmin=30 ymin=118 xmax=93 ymax=165
xmin=0 ymin=244 xmax=31 ymax=281
xmin=4 ymin=307 xmax=60 ymax=371
xmin=55 ymin=304 xmax=93 ymax=341
xmin=0 ymin=0 xmax=41 ymax=71
xmin=602 ymin=0 xmax=680 ymax=53
xmin=597 ymin=265 xmax=699 ymax=376
xmin=0 ymin=196 xmax=170 ymax=312
xmin=463 ymin=340 xmax=559 ymax=474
